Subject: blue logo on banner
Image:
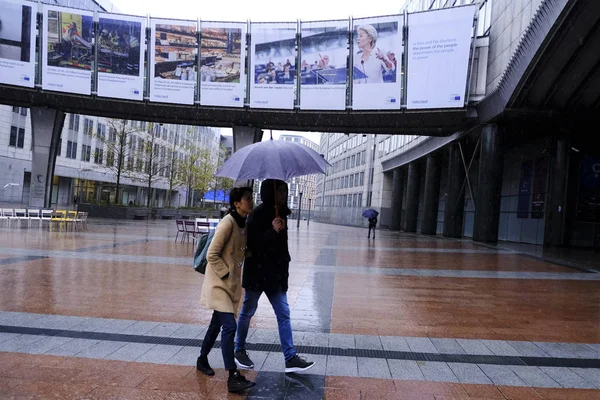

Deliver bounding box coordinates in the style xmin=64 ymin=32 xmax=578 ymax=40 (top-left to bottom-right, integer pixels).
xmin=134 ymin=90 xmax=139 ymax=95
xmin=23 ymin=76 xmax=30 ymax=81
xmin=385 ymin=97 xmax=397 ymax=104
xmin=450 ymin=94 xmax=461 ymax=101
xmin=454 ymin=95 xmax=461 ymax=100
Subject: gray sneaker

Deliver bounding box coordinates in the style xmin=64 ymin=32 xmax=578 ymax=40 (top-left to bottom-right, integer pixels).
xmin=285 ymin=355 xmax=315 ymax=373
xmin=234 ymin=350 xmax=255 ymax=369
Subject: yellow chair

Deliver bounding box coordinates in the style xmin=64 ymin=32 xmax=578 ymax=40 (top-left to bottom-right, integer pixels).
xmin=50 ymin=210 xmax=68 ymax=231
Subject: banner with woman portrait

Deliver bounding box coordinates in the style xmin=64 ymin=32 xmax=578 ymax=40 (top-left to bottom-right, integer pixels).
xmin=250 ymin=22 xmax=296 ymax=110
xmin=42 ymin=5 xmax=94 ymax=95
xmin=351 ymin=15 xmax=403 ymax=110
xmin=150 ymin=18 xmax=198 ymax=105
xmin=97 ymin=13 xmax=145 ymax=101
xmin=0 ymin=0 xmax=36 ymax=88
xmin=200 ymin=21 xmax=246 ymax=107
xmin=300 ymin=20 xmax=348 ymax=110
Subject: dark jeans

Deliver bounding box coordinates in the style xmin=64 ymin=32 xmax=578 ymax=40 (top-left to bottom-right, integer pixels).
xmin=235 ymin=288 xmax=296 ymax=361
xmin=368 ymin=225 xmax=376 ymax=237
xmin=200 ymin=310 xmax=237 ymax=370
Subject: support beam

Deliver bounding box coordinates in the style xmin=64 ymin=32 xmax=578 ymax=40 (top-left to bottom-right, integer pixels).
xmin=232 ymin=126 xmax=264 ymax=153
xmin=443 ymin=143 xmax=466 ymax=238
xmin=403 ymin=162 xmax=420 ymax=233
xmin=473 ymin=124 xmax=504 ymax=243
xmin=421 ymin=154 xmax=441 ymax=235
xmin=232 ymin=126 xmax=263 ymax=187
xmin=544 ymin=137 xmax=570 ymax=246
xmin=389 ymin=168 xmax=405 ymax=231
xmin=29 ymin=107 xmax=65 ymax=208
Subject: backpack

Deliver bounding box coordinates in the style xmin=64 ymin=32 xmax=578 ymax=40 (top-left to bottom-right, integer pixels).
xmin=193 ymin=218 xmax=234 ymax=274
xmin=193 ymin=231 xmax=214 ymax=274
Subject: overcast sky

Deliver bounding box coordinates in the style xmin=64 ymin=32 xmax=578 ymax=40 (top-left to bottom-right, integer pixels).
xmin=111 ymin=0 xmax=406 ymax=21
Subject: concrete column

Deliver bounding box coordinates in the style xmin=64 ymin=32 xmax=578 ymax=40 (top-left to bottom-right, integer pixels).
xmin=232 ymin=126 xmax=263 ymax=187
xmin=443 ymin=143 xmax=465 ymax=238
xmin=544 ymin=137 xmax=570 ymax=246
xmin=29 ymin=107 xmax=65 ymax=208
xmin=233 ymin=126 xmax=263 ymax=152
xmin=421 ymin=154 xmax=442 ymax=235
xmin=403 ymin=162 xmax=420 ymax=233
xmin=473 ymin=124 xmax=504 ymax=243
xmin=389 ymin=168 xmax=405 ymax=230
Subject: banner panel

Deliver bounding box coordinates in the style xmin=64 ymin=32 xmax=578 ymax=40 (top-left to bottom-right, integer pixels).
xmin=42 ymin=5 xmax=93 ymax=94
xmin=352 ymin=15 xmax=402 ymax=110
xmin=250 ymin=22 xmax=296 ymax=110
xmin=200 ymin=21 xmax=246 ymax=107
xmin=150 ymin=18 xmax=197 ymax=105
xmin=406 ymin=5 xmax=476 ymax=109
xmin=0 ymin=0 xmax=36 ymax=87
xmin=300 ymin=20 xmax=348 ymax=110
xmin=97 ymin=13 xmax=145 ymax=101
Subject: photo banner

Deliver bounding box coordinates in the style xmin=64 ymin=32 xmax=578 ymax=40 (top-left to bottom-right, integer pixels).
xmin=352 ymin=15 xmax=402 ymax=110
xmin=250 ymin=22 xmax=296 ymax=110
xmin=97 ymin=13 xmax=145 ymax=101
xmin=42 ymin=5 xmax=93 ymax=94
xmin=150 ymin=18 xmax=198 ymax=105
xmin=300 ymin=20 xmax=348 ymax=111
xmin=406 ymin=5 xmax=476 ymax=109
xmin=0 ymin=0 xmax=36 ymax=88
xmin=200 ymin=21 xmax=246 ymax=107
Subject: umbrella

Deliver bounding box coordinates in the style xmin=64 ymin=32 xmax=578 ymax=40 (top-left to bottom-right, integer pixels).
xmin=216 ymin=136 xmax=330 ymax=219
xmin=215 ymin=139 xmax=329 ymax=182
xmin=362 ymin=209 xmax=379 ymax=219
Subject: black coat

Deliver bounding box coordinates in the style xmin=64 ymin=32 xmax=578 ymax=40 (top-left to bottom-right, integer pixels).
xmin=242 ymin=202 xmax=291 ymax=293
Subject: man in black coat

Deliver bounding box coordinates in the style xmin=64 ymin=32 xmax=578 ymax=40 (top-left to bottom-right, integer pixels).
xmin=234 ymin=179 xmax=315 ymax=373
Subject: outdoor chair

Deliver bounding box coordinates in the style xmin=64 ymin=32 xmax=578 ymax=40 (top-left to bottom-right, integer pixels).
xmin=175 ymin=220 xmax=185 ymax=242
xmin=183 ymin=220 xmax=198 ymax=243
xmin=27 ymin=209 xmax=42 ymax=228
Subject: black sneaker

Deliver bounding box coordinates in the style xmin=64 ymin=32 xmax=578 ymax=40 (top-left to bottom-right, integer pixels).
xmin=227 ymin=370 xmax=255 ymax=392
xmin=285 ymin=355 xmax=315 ymax=373
xmin=196 ymin=356 xmax=214 ymax=376
xmin=235 ymin=350 xmax=255 ymax=369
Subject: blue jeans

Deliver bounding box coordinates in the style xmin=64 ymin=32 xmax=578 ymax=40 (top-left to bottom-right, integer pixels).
xmin=200 ymin=311 xmax=236 ymax=370
xmin=235 ymin=288 xmax=296 ymax=361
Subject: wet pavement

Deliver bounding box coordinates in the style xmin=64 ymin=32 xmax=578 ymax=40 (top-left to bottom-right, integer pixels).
xmin=1 ymin=219 xmax=600 ymax=399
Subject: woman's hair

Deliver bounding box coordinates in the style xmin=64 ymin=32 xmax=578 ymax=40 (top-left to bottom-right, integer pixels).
xmin=229 ymin=186 xmax=252 ymax=209
xmin=358 ymin=24 xmax=377 ymax=49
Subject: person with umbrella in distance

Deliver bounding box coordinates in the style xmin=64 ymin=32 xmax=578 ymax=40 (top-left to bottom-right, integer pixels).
xmin=363 ymin=208 xmax=379 ymax=239
xmin=234 ymin=179 xmax=315 ymax=373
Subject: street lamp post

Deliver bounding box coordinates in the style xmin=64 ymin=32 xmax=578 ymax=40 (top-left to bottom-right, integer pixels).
xmin=307 ymin=198 xmax=311 ymax=226
xmin=297 ymin=190 xmax=303 ymax=229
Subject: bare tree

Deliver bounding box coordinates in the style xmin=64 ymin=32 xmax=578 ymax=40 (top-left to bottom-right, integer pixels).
xmin=212 ymin=144 xmax=234 ymax=208
xmin=93 ymin=119 xmax=143 ymax=204
xmin=179 ymin=147 xmax=214 ymax=207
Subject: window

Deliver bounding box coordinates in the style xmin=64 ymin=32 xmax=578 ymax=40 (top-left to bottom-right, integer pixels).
xmin=107 ymin=150 xmax=114 ymax=167
xmin=9 ymin=126 xmax=25 ymax=148
xmin=68 ymin=114 xmax=80 ymax=131
xmin=350 ymin=174 xmax=354 ymax=187
xmin=12 ymin=107 xmax=27 ymax=116
xmin=358 ymin=193 xmax=363 ymax=207
xmin=360 ymin=172 xmax=364 ymax=186
xmin=351 ymin=155 xmax=356 ymax=167
xmin=109 ymin=127 xmax=117 ymax=142
xmin=97 ymin=123 xmax=106 ymax=139
xmin=83 ymin=118 xmax=93 ymax=136
xmin=66 ymin=141 xmax=77 ymax=159
xmin=94 ymin=148 xmax=103 ymax=164
xmin=81 ymin=144 xmax=91 ymax=162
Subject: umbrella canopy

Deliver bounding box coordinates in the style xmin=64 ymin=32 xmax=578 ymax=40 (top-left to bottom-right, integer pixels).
xmin=215 ymin=139 xmax=330 ymax=181
xmin=362 ymin=209 xmax=379 ymax=219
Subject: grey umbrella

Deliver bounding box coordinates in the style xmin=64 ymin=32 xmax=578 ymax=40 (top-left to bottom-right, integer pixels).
xmin=215 ymin=138 xmax=330 ymax=181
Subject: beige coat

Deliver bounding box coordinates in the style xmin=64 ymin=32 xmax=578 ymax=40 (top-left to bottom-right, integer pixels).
xmin=200 ymin=214 xmax=247 ymax=315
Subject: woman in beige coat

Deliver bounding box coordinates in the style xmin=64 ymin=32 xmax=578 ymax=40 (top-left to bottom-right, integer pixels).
xmin=197 ymin=186 xmax=255 ymax=393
